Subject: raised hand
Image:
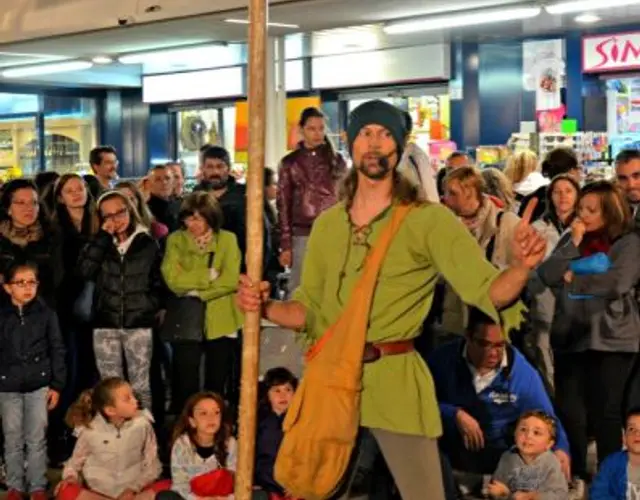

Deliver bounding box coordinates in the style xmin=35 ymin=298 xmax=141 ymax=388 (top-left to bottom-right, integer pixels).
xmin=571 ymin=217 xmax=586 ymax=248
xmin=511 ymin=198 xmax=546 ymax=270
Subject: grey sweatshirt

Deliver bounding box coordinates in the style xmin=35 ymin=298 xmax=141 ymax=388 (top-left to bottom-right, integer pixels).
xmin=493 ymin=449 xmax=568 ymax=499
xmin=537 ymin=232 xmax=640 ymax=353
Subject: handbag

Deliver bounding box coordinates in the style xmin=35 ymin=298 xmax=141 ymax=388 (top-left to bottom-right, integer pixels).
xmin=160 ymin=251 xmax=215 ymax=342
xmin=160 ymin=295 xmax=205 ymax=342
xmin=274 ymin=205 xmax=413 ymax=500
xmin=190 ymin=468 xmax=234 ymax=497
xmin=72 ymin=281 xmax=95 ymax=323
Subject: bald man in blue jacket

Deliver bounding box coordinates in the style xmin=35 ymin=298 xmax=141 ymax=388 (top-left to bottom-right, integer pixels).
xmin=428 ymin=307 xmax=571 ymax=480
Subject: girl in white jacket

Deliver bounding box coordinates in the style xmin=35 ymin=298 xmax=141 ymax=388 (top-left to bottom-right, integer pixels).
xmin=56 ymin=378 xmax=165 ymax=500
xmin=159 ymin=392 xmax=237 ymax=500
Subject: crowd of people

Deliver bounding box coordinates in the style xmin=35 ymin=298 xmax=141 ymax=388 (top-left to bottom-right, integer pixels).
xmin=2 ymin=98 xmax=640 ymax=500
xmin=0 ymin=137 xmax=300 ymax=500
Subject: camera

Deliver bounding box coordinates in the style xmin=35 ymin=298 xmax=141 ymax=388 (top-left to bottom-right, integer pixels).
xmin=117 ymin=16 xmax=134 ymax=26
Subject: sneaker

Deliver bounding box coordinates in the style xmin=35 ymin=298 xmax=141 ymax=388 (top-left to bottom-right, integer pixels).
xmin=7 ymin=489 xmax=24 ymax=500
xmin=30 ymin=490 xmax=48 ymax=500
xmin=568 ymin=478 xmax=586 ymax=500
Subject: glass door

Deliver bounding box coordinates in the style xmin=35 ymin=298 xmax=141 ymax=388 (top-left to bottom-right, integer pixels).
xmin=0 ymin=114 xmax=40 ymax=180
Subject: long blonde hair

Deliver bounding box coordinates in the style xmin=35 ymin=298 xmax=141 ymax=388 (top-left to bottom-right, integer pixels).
xmin=339 ymin=168 xmax=425 ymax=209
xmin=504 ymin=150 xmax=539 ymax=185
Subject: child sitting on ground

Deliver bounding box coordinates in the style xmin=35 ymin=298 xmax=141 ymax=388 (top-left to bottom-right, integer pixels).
xmin=487 ymin=410 xmax=568 ymax=500
xmin=254 ymin=368 xmax=299 ymax=500
xmin=157 ymin=392 xmax=236 ymax=500
xmin=0 ymin=262 xmax=66 ymax=500
xmin=56 ymin=377 xmax=165 ymax=500
xmin=591 ymin=407 xmax=640 ymax=499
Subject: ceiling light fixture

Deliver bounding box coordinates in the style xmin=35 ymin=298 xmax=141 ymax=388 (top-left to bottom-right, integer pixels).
xmin=2 ymin=61 xmax=93 ymax=78
xmin=118 ymin=44 xmax=228 ymax=65
xmin=383 ymin=6 xmax=542 ymax=34
xmin=92 ymin=56 xmax=113 ymax=64
xmin=574 ymin=13 xmax=601 ymax=23
xmin=224 ymin=18 xmax=299 ymax=28
xmin=546 ymin=0 xmax=638 ymax=15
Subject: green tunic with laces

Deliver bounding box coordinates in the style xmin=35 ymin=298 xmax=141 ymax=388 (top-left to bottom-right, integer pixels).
xmin=292 ymin=201 xmax=526 ymax=438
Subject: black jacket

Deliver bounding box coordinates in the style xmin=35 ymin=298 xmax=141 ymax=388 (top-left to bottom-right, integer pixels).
xmin=147 ymin=195 xmax=181 ymax=233
xmin=53 ymin=211 xmax=96 ymax=321
xmin=77 ymin=228 xmax=163 ymax=329
xmin=0 ymin=231 xmax=61 ymax=309
xmin=254 ymin=409 xmax=286 ymax=494
xmin=0 ymin=297 xmax=66 ymax=393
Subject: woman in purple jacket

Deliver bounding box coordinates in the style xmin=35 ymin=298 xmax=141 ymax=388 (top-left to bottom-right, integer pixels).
xmin=276 ymin=107 xmax=346 ymax=292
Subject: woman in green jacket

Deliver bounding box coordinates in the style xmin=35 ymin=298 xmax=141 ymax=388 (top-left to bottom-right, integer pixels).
xmin=161 ymin=191 xmax=243 ymax=412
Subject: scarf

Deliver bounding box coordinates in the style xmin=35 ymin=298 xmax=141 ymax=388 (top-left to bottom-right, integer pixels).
xmin=579 ymin=231 xmax=611 ymax=257
xmin=193 ymin=230 xmax=213 ymax=251
xmin=0 ymin=220 xmax=44 ymax=247
xmin=463 ymin=196 xmax=499 ymax=243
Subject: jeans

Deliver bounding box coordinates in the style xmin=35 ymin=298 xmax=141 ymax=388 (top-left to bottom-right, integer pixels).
xmin=94 ymin=328 xmax=153 ymax=409
xmin=0 ymin=387 xmax=49 ymax=492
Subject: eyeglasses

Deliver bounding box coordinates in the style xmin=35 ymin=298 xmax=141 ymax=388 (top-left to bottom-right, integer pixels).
xmin=9 ymin=280 xmax=39 ymax=288
xmin=472 ymin=337 xmax=507 ymax=352
xmin=102 ymin=208 xmax=128 ymax=221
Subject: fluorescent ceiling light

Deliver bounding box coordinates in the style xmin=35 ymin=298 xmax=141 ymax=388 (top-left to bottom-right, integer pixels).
xmin=384 ymin=6 xmax=542 ymax=34
xmin=224 ymin=18 xmax=299 ymax=28
xmin=575 ymin=13 xmax=601 ymax=23
xmin=546 ymin=0 xmax=639 ymax=14
xmin=118 ymin=44 xmax=228 ymax=65
xmin=2 ymin=61 xmax=93 ymax=78
xmin=92 ymin=56 xmax=113 ymax=64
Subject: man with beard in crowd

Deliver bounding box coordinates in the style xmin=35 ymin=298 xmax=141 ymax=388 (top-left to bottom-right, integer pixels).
xmin=616 ymin=149 xmax=640 ymax=229
xmin=194 ymin=145 xmax=272 ymax=271
xmin=615 ymin=149 xmax=640 ymax=418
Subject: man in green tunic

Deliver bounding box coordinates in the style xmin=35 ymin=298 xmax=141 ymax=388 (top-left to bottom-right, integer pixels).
xmin=237 ymin=100 xmax=547 ymax=500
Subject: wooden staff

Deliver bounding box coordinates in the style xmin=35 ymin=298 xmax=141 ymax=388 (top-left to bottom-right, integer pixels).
xmin=235 ymin=0 xmax=267 ymax=499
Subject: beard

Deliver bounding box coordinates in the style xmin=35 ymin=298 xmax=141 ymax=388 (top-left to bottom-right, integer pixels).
xmin=205 ymin=175 xmax=228 ymax=190
xmin=357 ymin=152 xmax=394 ymax=180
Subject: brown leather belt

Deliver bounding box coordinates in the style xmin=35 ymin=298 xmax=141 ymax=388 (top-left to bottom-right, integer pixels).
xmin=363 ymin=339 xmax=415 ymax=364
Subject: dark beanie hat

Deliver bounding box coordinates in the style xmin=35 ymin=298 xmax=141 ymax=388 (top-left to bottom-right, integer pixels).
xmin=346 ymin=100 xmax=408 ymax=160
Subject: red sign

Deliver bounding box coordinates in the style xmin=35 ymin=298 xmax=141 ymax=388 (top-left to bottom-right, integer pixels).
xmin=583 ymin=32 xmax=640 ymax=73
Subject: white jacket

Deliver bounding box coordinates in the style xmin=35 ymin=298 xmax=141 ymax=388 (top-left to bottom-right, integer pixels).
xmin=62 ymin=411 xmax=161 ymax=498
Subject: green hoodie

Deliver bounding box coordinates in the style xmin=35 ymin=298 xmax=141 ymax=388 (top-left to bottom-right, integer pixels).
xmin=161 ymin=229 xmax=243 ymax=340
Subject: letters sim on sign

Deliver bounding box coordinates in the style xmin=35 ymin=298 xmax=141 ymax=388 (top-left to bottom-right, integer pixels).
xmin=593 ymin=36 xmax=640 ymax=68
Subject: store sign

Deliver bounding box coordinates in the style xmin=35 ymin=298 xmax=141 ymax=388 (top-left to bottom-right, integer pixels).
xmin=583 ymin=32 xmax=640 ymax=73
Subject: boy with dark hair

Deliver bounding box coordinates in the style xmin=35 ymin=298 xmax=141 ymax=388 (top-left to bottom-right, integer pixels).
xmin=255 ymin=368 xmax=299 ymax=499
xmin=591 ymin=407 xmax=640 ymax=499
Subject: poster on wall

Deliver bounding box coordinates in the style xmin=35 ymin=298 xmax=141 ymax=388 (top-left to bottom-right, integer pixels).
xmin=523 ymin=39 xmax=565 ymax=111
xmin=235 ymin=96 xmax=322 ymax=164
xmin=536 ymin=105 xmax=566 ymax=133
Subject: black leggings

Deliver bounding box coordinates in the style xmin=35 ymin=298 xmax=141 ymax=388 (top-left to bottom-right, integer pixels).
xmin=554 ymin=350 xmax=635 ymax=478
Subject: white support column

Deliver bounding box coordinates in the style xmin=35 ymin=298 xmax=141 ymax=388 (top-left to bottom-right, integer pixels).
xmin=265 ymin=36 xmax=288 ymax=169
